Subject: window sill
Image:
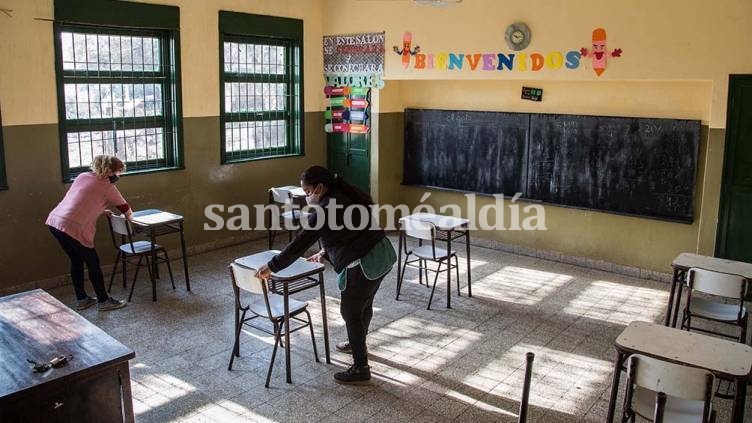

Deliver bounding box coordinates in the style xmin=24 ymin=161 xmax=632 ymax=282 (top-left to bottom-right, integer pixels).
xmin=63 ymin=165 xmax=184 ymax=183
xmin=222 ymin=152 xmax=304 ymax=165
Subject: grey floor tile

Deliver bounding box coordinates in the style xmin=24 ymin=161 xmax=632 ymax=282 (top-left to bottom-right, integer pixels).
xmin=40 ymin=235 xmax=750 ymax=422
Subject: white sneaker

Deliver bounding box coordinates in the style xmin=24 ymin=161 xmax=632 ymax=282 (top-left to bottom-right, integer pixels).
xmin=98 ymin=297 xmax=127 ymax=311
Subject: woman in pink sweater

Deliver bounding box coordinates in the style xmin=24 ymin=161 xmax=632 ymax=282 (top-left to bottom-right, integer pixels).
xmin=46 ymin=155 xmax=132 ymax=311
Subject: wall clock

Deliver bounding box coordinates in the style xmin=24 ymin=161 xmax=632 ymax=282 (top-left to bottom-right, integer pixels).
xmin=505 ymin=22 xmax=531 ymax=51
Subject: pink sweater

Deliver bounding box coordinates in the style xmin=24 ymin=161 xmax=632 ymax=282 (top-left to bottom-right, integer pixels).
xmin=46 ymin=172 xmax=129 ymax=248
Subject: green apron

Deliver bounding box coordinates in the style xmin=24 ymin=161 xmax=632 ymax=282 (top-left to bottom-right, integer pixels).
xmin=336 ymin=237 xmax=397 ymax=291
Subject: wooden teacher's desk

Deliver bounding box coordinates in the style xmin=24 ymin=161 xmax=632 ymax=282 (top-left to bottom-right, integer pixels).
xmin=0 ymin=289 xmax=135 ymax=422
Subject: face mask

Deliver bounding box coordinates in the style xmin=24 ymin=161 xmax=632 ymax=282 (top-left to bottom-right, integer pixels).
xmin=108 ymin=175 xmax=120 ymax=184
xmin=305 ymin=184 xmax=322 ymax=206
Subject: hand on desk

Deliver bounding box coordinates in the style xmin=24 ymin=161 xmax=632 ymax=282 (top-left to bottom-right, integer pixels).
xmin=256 ymin=265 xmax=272 ymax=280
xmin=306 ymin=251 xmax=325 ymax=263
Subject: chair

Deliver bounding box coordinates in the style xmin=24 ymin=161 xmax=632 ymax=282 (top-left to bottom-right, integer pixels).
xmin=227 ymin=263 xmax=318 ymax=388
xmin=106 ymin=214 xmax=174 ymax=302
xmin=680 ymin=268 xmax=748 ymax=343
xmin=267 ymin=186 xmax=308 ymax=249
xmin=518 ymin=352 xmax=535 ymax=423
xmin=398 ymin=216 xmax=460 ymax=310
xmin=622 ymin=354 xmax=715 ymax=423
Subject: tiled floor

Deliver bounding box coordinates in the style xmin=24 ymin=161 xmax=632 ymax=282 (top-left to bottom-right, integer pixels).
xmin=46 ymin=236 xmax=752 ymax=422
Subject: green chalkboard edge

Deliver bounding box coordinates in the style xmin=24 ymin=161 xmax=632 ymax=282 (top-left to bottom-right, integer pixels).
xmin=400 ymin=183 xmax=694 ymax=225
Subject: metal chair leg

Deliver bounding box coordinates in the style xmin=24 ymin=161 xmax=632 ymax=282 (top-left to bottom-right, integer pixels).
xmin=108 ymin=251 xmax=121 ymax=292
xmin=396 ymin=253 xmax=411 ymax=300
xmin=132 ymin=255 xmax=144 ymax=285
xmin=228 ymin=308 xmax=247 ymax=370
xmin=427 ymin=261 xmax=443 ymax=310
xmin=740 ymin=316 xmax=748 ymax=344
xmin=122 ymin=253 xmax=128 ymax=288
xmin=266 ymin=325 xmax=283 ymax=388
xmin=418 ymin=259 xmax=423 ymax=285
xmin=162 ymin=250 xmax=175 ymax=289
xmin=454 ymin=255 xmax=461 ymax=296
xmin=305 ymin=309 xmax=320 ymax=363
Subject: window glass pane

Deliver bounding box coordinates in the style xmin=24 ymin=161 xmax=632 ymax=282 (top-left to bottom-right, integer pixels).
xmin=61 ymin=32 xmax=161 ymax=72
xmin=224 ymin=82 xmax=286 ymax=113
xmin=225 ymin=121 xmax=286 ymax=151
xmin=66 ymin=128 xmax=164 ymax=168
xmin=64 ymin=83 xmax=163 ymax=119
xmin=223 ymin=41 xmax=286 ymax=75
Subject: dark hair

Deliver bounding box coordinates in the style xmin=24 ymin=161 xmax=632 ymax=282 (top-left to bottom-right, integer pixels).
xmin=300 ymin=166 xmax=373 ymax=206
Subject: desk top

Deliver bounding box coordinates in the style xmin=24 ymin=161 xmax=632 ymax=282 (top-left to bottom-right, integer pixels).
xmin=271 ymin=185 xmax=306 ymax=197
xmin=132 ymin=209 xmax=184 ymax=226
xmin=672 ymin=253 xmax=752 ymax=279
xmin=0 ymin=290 xmax=134 ymax=400
xmin=616 ymin=321 xmax=752 ymax=378
xmin=235 ymin=250 xmax=324 ymax=281
xmin=400 ymin=213 xmax=470 ymax=230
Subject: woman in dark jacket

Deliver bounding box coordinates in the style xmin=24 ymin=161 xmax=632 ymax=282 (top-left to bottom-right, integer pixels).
xmin=256 ymin=166 xmax=396 ymax=384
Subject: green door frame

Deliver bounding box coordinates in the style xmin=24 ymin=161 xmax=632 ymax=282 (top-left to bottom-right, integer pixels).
xmin=715 ymin=74 xmax=752 ymax=258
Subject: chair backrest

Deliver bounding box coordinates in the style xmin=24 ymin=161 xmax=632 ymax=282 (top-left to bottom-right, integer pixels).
xmin=229 ymin=263 xmax=266 ymax=295
xmin=401 ymin=217 xmax=435 ymax=241
xmin=687 ymin=268 xmax=746 ymax=299
xmin=109 ymin=214 xmax=132 ymax=237
xmin=107 ymin=214 xmax=136 ymax=250
xmin=627 ymin=354 xmax=714 ymax=405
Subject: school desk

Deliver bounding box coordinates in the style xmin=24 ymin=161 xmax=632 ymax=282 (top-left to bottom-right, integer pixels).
xmin=131 ymin=209 xmax=190 ymax=301
xmin=606 ymin=321 xmax=752 ymax=423
xmin=666 ymin=253 xmax=752 ymax=328
xmin=396 ymin=212 xmax=472 ymax=308
xmin=234 ymin=250 xmax=330 ymax=384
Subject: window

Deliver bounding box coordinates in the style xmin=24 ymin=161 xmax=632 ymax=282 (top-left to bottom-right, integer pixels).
xmin=0 ymin=108 xmax=6 ymax=190
xmin=53 ymin=0 xmax=182 ymax=180
xmin=219 ymin=11 xmax=304 ymax=163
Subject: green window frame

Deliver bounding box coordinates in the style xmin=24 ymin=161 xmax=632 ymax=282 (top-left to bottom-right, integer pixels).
xmin=0 ymin=108 xmax=7 ymax=190
xmin=53 ymin=0 xmax=182 ymax=181
xmin=219 ymin=11 xmax=304 ymax=164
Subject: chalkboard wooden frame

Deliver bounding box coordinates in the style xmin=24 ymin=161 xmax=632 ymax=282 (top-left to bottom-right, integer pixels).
xmin=403 ymin=108 xmax=700 ymax=224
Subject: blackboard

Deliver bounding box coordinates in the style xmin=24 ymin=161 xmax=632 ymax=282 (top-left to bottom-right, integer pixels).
xmin=404 ymin=109 xmax=529 ymax=197
xmin=403 ymin=108 xmax=700 ymax=223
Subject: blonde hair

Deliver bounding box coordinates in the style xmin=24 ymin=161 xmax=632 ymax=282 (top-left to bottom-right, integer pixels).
xmin=90 ymin=155 xmax=126 ymax=178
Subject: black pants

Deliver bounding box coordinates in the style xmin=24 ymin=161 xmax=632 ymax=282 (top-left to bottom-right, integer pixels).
xmin=340 ymin=266 xmax=385 ymax=367
xmin=49 ymin=226 xmax=109 ymax=302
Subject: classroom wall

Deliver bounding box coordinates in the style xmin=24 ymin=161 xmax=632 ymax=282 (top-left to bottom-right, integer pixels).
xmin=0 ymin=0 xmax=327 ymax=293
xmin=321 ymin=0 xmax=752 ymax=273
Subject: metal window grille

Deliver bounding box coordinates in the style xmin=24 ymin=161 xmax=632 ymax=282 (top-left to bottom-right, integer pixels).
xmin=55 ymin=25 xmax=180 ymax=179
xmin=220 ymin=35 xmax=302 ymax=163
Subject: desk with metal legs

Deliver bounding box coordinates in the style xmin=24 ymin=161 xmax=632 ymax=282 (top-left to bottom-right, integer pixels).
xmin=396 ymin=213 xmax=472 ymax=308
xmin=131 ymin=209 xmax=190 ymax=301
xmin=234 ymin=251 xmax=330 ymax=384
xmin=606 ymin=321 xmax=752 ymax=423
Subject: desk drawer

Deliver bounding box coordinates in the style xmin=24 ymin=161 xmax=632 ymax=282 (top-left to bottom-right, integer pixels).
xmin=2 ymin=367 xmax=124 ymax=423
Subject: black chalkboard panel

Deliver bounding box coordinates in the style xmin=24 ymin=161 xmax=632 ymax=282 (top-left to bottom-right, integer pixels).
xmin=403 ymin=108 xmax=700 ymax=223
xmin=527 ymin=114 xmax=699 ymax=222
xmin=404 ymin=109 xmax=529 ymax=196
